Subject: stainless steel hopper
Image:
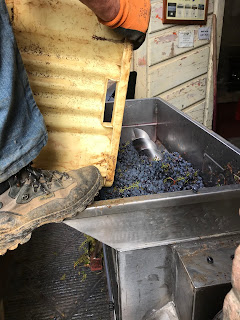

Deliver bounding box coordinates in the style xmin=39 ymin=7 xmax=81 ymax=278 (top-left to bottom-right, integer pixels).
xmin=65 ymin=98 xmax=240 ymax=320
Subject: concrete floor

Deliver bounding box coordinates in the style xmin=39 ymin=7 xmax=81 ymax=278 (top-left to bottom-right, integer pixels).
xmin=1 ymin=223 xmax=111 ymax=320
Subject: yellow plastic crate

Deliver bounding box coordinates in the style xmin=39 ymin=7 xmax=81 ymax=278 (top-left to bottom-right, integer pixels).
xmin=6 ymin=0 xmax=132 ymax=186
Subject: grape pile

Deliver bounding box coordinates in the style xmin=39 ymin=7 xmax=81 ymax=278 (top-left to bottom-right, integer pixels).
xmin=99 ymin=141 xmax=204 ymax=200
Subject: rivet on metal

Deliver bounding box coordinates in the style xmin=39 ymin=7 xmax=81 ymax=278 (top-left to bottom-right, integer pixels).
xmin=22 ymin=194 xmax=29 ymax=200
xmin=207 ymin=256 xmax=214 ymax=264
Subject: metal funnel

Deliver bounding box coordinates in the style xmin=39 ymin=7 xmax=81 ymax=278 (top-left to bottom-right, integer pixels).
xmin=132 ymin=128 xmax=165 ymax=160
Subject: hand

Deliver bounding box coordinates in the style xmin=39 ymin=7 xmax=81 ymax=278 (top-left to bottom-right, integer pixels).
xmin=99 ymin=0 xmax=151 ymax=50
xmin=81 ymin=0 xmax=151 ymax=50
xmin=80 ymin=0 xmax=120 ymax=23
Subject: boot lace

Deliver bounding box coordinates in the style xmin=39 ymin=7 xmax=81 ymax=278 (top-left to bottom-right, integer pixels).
xmin=13 ymin=163 xmax=69 ymax=196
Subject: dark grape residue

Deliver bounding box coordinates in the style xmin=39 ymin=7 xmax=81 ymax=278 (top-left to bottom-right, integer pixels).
xmin=99 ymin=141 xmax=204 ymax=200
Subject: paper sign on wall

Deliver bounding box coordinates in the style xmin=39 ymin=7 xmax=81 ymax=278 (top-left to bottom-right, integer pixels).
xmin=178 ymin=30 xmax=194 ymax=48
xmin=198 ymin=27 xmax=211 ymax=40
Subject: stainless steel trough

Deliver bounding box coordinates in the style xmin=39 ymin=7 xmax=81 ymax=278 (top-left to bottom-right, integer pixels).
xmin=65 ymin=98 xmax=240 ymax=320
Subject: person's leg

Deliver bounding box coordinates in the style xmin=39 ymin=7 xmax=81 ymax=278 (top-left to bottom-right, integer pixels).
xmin=0 ymin=1 xmax=103 ymax=256
xmin=0 ymin=0 xmax=48 ymax=183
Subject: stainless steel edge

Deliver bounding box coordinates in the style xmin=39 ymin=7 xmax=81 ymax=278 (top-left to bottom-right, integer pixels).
xmin=65 ymin=98 xmax=240 ymax=252
xmin=66 ymin=185 xmax=240 ymax=220
xmin=65 ymin=196 xmax=240 ymax=251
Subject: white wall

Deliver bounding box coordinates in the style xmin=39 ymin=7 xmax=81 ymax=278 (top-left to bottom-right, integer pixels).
xmin=133 ymin=0 xmax=225 ymax=128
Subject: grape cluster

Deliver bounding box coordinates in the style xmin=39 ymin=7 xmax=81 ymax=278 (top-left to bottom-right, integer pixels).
xmin=99 ymin=141 xmax=204 ymax=200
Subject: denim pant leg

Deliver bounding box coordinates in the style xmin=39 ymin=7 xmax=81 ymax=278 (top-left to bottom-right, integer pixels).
xmin=0 ymin=1 xmax=48 ymax=183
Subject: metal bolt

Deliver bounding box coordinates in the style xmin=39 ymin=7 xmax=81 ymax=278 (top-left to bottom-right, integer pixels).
xmin=207 ymin=256 xmax=214 ymax=264
xmin=22 ymin=194 xmax=29 ymax=200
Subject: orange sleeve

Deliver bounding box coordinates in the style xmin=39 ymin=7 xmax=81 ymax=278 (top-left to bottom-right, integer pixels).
xmin=98 ymin=0 xmax=150 ymax=34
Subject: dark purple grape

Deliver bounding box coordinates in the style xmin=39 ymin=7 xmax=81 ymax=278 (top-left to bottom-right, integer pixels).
xmin=99 ymin=141 xmax=205 ymax=200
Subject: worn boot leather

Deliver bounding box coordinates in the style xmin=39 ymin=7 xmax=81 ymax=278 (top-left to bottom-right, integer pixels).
xmin=0 ymin=165 xmax=103 ymax=255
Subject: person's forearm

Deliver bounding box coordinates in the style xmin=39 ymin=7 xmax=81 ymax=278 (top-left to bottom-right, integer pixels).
xmin=80 ymin=0 xmax=120 ymax=22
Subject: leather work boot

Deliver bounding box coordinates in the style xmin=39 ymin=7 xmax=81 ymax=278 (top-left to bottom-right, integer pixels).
xmin=0 ymin=164 xmax=103 ymax=255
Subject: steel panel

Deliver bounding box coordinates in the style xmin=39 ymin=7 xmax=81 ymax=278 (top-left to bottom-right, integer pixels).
xmin=117 ymin=245 xmax=173 ymax=320
xmin=174 ymin=236 xmax=239 ymax=320
xmin=63 ymin=98 xmax=240 ymax=320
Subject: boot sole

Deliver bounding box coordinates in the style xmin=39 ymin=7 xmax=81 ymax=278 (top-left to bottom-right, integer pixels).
xmin=0 ymin=172 xmax=103 ymax=256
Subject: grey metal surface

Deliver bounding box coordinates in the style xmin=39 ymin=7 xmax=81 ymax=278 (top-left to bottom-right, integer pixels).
xmin=174 ymin=253 xmax=194 ymax=320
xmin=117 ymin=245 xmax=173 ymax=320
xmin=105 ymin=235 xmax=238 ymax=320
xmin=124 ymin=99 xmax=240 ymax=184
xmin=133 ymin=138 xmax=162 ymax=160
xmin=133 ymin=128 xmax=151 ymax=140
xmin=104 ymin=245 xmax=120 ymax=320
xmin=102 ymin=244 xmax=115 ymax=320
xmin=174 ymin=235 xmax=239 ymax=320
xmin=66 ymin=98 xmax=240 ymax=252
xmin=153 ymin=98 xmax=240 ymax=172
xmin=64 ymin=98 xmax=240 ymax=320
xmin=145 ymin=302 xmax=179 ymax=320
xmin=174 ymin=236 xmax=239 ymax=288
xmin=122 ymin=99 xmax=158 ymax=128
xmin=65 ymin=186 xmax=240 ymax=251
xmin=132 ymin=128 xmax=164 ymax=160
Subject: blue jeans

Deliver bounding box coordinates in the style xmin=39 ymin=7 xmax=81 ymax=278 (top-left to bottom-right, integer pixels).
xmin=0 ymin=1 xmax=48 ymax=183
